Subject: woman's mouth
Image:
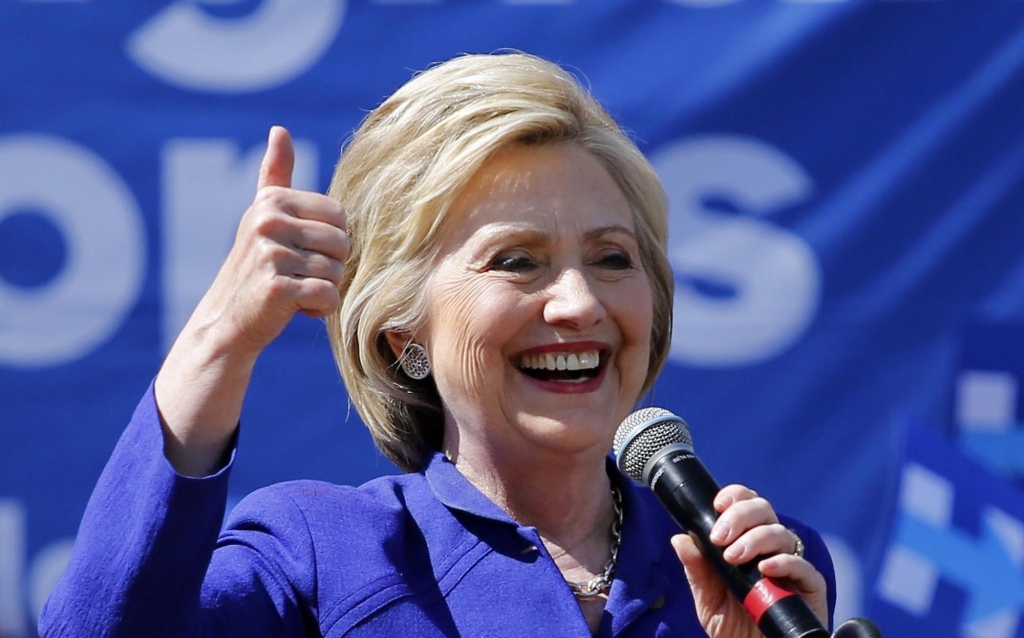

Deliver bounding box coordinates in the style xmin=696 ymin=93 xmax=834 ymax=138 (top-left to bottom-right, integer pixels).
xmin=517 ymin=350 xmax=602 ymax=384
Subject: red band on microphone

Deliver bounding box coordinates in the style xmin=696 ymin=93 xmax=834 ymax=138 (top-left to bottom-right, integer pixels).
xmin=742 ymin=578 xmax=797 ymax=625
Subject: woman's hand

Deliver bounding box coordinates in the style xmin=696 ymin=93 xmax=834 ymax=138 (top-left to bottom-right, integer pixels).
xmin=191 ymin=126 xmax=349 ymax=355
xmin=670 ymin=484 xmax=829 ymax=638
xmin=155 ymin=126 xmax=349 ymax=476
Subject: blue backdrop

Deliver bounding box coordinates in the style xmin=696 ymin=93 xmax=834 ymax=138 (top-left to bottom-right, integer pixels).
xmin=2 ymin=1 xmax=1024 ymax=636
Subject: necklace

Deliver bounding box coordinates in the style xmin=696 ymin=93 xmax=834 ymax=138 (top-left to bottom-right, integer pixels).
xmin=564 ymin=484 xmax=624 ymax=599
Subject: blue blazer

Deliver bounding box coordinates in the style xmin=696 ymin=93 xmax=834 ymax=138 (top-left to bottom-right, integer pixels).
xmin=40 ymin=385 xmax=836 ymax=637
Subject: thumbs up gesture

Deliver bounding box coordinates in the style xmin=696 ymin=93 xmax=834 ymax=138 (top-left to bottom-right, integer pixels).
xmin=155 ymin=126 xmax=348 ymax=476
xmin=212 ymin=125 xmax=349 ymax=352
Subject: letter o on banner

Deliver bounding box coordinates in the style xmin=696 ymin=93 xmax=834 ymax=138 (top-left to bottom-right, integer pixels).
xmin=0 ymin=136 xmax=145 ymax=367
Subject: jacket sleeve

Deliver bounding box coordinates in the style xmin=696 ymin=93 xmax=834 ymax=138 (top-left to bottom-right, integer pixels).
xmin=782 ymin=514 xmax=838 ymax=630
xmin=37 ymin=383 xmax=315 ymax=638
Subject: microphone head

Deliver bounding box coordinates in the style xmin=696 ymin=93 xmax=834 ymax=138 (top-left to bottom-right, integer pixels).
xmin=613 ymin=407 xmax=693 ymax=483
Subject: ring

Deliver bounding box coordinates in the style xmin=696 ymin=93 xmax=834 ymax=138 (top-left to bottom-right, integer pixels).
xmin=790 ymin=531 xmax=805 ymax=558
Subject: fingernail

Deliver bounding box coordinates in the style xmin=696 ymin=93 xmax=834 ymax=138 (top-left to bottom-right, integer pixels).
xmin=724 ymin=542 xmax=745 ymax=561
xmin=710 ymin=524 xmax=729 ymax=543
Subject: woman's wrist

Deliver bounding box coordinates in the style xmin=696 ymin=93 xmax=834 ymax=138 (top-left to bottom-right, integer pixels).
xmin=154 ymin=320 xmax=259 ymax=477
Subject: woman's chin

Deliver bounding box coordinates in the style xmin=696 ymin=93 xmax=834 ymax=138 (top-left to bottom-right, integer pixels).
xmin=509 ymin=414 xmax=616 ymax=456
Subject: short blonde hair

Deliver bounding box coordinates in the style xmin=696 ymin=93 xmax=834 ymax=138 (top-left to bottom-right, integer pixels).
xmin=326 ymin=52 xmax=672 ymax=472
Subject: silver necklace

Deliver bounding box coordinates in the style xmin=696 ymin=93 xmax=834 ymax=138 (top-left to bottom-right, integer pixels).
xmin=565 ymin=484 xmax=624 ymax=599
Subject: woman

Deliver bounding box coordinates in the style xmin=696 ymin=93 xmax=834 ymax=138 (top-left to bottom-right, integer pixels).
xmin=40 ymin=52 xmax=834 ymax=637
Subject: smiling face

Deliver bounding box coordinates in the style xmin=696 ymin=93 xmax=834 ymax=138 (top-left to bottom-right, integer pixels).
xmin=414 ymin=141 xmax=654 ymax=468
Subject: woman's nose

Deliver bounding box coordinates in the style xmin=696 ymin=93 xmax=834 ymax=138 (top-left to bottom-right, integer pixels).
xmin=542 ymin=268 xmax=607 ymax=330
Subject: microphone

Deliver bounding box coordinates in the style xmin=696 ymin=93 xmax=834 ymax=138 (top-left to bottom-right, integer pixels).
xmin=613 ymin=407 xmax=830 ymax=638
xmin=833 ymin=618 xmax=883 ymax=638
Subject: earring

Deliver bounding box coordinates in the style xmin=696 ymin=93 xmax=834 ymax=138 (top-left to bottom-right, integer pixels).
xmin=401 ymin=343 xmax=431 ymax=380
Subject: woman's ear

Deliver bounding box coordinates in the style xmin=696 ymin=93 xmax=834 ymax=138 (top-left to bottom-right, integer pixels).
xmin=384 ymin=331 xmax=409 ymax=360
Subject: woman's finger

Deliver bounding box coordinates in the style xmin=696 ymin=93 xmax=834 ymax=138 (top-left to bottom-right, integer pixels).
xmin=291 ymin=277 xmax=342 ymax=318
xmin=722 ymin=523 xmax=799 ymax=564
xmin=710 ymin=494 xmax=777 ymax=546
xmin=252 ymin=187 xmax=346 ymax=229
xmin=713 ymin=484 xmax=759 ymax=512
xmin=757 ymin=553 xmax=830 ymax=626
xmin=283 ymin=218 xmax=350 ymax=263
xmin=278 ymin=248 xmax=346 ymax=285
xmin=671 ymin=533 xmax=734 ymax=617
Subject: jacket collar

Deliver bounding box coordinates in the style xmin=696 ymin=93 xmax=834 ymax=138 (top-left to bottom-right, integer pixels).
xmin=422 ymin=450 xmax=673 ymax=593
xmin=422 ymin=450 xmax=518 ymax=526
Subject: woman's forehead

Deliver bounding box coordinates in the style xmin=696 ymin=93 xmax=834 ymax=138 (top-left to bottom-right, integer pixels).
xmin=439 ymin=142 xmax=634 ymax=249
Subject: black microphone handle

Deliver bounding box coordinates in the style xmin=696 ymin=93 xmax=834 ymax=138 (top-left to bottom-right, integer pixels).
xmin=646 ymin=446 xmax=830 ymax=638
xmin=832 ymin=618 xmax=883 ymax=638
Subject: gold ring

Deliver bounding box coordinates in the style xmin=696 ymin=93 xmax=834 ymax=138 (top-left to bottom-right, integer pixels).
xmin=791 ymin=531 xmax=805 ymax=558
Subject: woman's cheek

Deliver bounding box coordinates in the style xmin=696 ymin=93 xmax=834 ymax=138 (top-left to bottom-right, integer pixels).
xmin=619 ymin=280 xmax=654 ymax=401
xmin=428 ymin=275 xmax=512 ymax=397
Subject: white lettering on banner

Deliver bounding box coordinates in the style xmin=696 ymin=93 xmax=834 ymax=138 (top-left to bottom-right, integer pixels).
xmin=0 ymin=136 xmax=145 ymax=368
xmin=0 ymin=500 xmax=26 ymax=638
xmin=0 ymin=499 xmax=75 ymax=638
xmin=662 ymin=0 xmax=741 ymax=5
xmin=28 ymin=540 xmax=75 ymax=627
xmin=126 ymin=0 xmax=346 ymax=93
xmin=500 ymin=0 xmax=573 ymax=4
xmin=162 ymin=137 xmax=319 ymax=351
xmin=664 ymin=0 xmax=930 ymax=4
xmin=822 ymin=533 xmax=863 ymax=626
xmin=16 ymin=0 xmax=958 ymax=4
xmin=122 ymin=0 xmax=947 ymax=93
xmin=878 ymin=463 xmax=1024 ymax=637
xmin=876 ymin=463 xmax=948 ymax=615
xmin=651 ymin=135 xmax=821 ymax=367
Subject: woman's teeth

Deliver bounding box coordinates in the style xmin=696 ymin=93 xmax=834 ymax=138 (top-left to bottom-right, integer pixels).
xmin=518 ymin=350 xmax=600 ymax=372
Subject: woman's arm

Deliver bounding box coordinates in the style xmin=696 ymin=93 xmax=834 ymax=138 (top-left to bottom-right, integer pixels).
xmin=156 ymin=125 xmax=348 ymax=476
xmin=39 ymin=126 xmax=347 ymax=636
xmin=38 ymin=386 xmax=318 ymax=638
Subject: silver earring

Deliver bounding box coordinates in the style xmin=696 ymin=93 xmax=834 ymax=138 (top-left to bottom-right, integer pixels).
xmin=401 ymin=343 xmax=431 ymax=380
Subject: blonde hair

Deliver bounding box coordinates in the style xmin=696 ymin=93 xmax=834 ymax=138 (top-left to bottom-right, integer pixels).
xmin=326 ymin=52 xmax=673 ymax=472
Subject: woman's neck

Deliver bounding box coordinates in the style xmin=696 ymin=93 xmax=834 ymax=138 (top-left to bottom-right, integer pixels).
xmin=445 ymin=437 xmax=619 ymax=636
xmin=451 ymin=443 xmax=612 ymax=534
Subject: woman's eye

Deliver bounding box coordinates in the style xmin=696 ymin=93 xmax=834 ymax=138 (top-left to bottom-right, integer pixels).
xmin=595 ymin=252 xmax=634 ymax=270
xmin=490 ymin=253 xmax=537 ymax=272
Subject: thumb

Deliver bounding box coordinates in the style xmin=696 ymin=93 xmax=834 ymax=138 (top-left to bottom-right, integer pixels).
xmin=672 ymin=533 xmax=717 ymax=585
xmin=257 ymin=125 xmax=295 ymax=190
xmin=672 ymin=535 xmax=755 ymax=637
xmin=671 ymin=532 xmax=729 ymax=602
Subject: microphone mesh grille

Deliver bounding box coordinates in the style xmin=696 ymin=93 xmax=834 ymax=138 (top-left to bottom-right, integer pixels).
xmin=613 ymin=407 xmax=692 ymax=482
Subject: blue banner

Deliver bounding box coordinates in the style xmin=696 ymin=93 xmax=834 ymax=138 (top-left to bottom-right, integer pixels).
xmin=871 ymin=419 xmax=1024 ymax=637
xmin=953 ymin=324 xmax=1024 ymax=485
xmin=3 ymin=1 xmax=1024 ymax=636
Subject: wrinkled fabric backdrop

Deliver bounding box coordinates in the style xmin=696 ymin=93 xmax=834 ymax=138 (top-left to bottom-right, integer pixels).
xmin=2 ymin=1 xmax=1024 ymax=636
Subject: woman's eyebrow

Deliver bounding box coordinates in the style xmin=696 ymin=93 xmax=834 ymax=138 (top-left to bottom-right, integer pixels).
xmin=463 ymin=223 xmax=636 ymax=251
xmin=471 ymin=224 xmax=548 ymax=245
xmin=583 ymin=225 xmax=637 ymax=242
